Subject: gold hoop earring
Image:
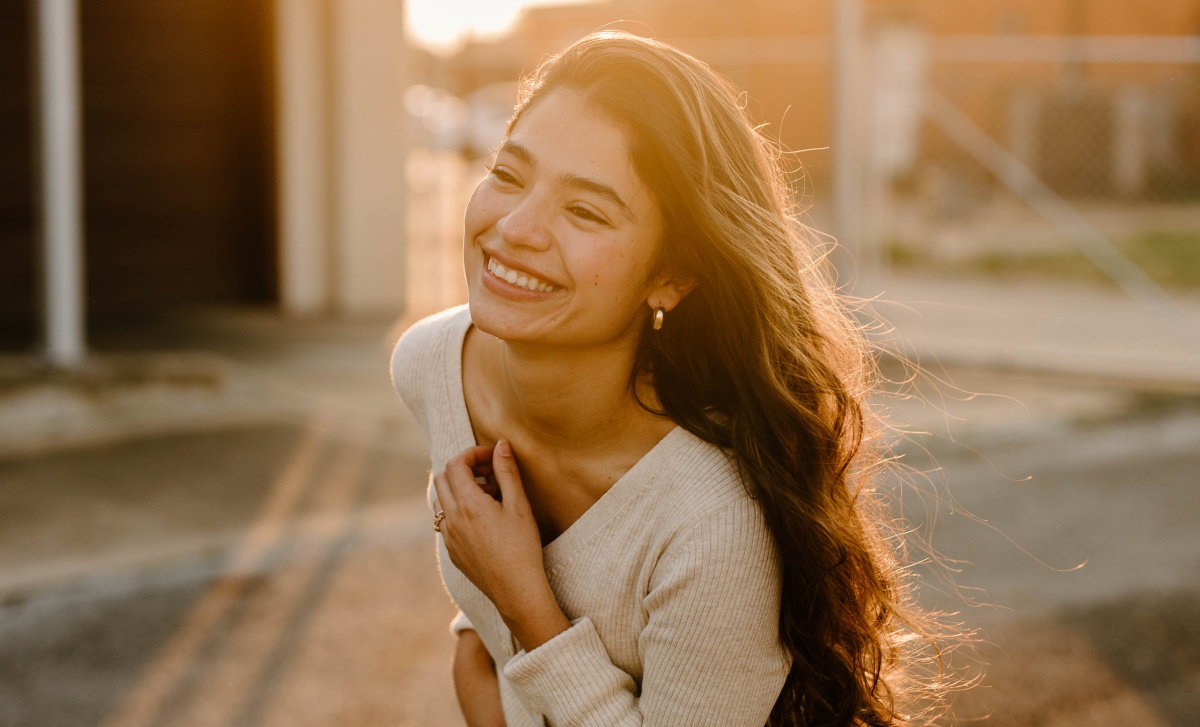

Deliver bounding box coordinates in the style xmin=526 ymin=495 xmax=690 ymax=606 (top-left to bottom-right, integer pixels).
xmin=652 ymin=307 xmax=664 ymax=331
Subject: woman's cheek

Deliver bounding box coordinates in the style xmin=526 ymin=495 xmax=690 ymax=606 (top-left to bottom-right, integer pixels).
xmin=463 ymin=185 xmax=491 ymax=238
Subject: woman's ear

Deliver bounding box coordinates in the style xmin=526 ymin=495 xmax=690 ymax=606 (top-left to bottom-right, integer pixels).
xmin=647 ymin=274 xmax=698 ymax=313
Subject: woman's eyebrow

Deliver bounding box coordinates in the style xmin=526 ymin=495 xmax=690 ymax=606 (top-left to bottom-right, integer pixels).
xmin=496 ymin=140 xmax=638 ymax=223
xmin=561 ymin=174 xmax=638 ymax=223
xmin=496 ymin=140 xmax=536 ymax=167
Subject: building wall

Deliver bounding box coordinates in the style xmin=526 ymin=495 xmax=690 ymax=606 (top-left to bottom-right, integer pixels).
xmin=275 ymin=0 xmax=409 ymax=317
xmin=875 ymin=0 xmax=1200 ymax=35
xmin=0 ymin=0 xmax=277 ymax=350
xmin=80 ymin=0 xmax=277 ymax=317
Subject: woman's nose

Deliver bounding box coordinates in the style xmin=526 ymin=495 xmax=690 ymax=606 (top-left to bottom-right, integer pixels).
xmin=496 ymin=192 xmax=553 ymax=251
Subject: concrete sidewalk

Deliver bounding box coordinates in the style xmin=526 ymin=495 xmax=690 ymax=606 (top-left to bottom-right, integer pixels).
xmin=873 ymin=273 xmax=1200 ymax=391
xmin=0 ymin=307 xmax=427 ymax=461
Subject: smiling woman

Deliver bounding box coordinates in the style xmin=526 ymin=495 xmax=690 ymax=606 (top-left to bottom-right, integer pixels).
xmin=392 ymin=31 xmax=951 ymax=727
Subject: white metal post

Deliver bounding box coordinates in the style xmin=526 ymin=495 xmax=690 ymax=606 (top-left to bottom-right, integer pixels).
xmin=831 ymin=0 xmax=862 ymax=289
xmin=276 ymin=0 xmax=334 ymax=315
xmin=32 ymin=0 xmax=86 ymax=366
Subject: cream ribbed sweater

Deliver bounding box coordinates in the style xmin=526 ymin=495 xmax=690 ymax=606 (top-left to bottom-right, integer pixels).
xmin=391 ymin=307 xmax=791 ymax=727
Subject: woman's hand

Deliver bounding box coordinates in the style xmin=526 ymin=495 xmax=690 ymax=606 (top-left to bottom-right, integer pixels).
xmin=453 ymin=629 xmax=506 ymax=727
xmin=433 ymin=441 xmax=571 ymax=651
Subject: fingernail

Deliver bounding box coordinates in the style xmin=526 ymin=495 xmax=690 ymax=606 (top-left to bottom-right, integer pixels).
xmin=496 ymin=439 xmax=512 ymax=457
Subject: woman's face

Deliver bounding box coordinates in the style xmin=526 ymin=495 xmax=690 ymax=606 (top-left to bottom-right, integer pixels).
xmin=463 ymin=87 xmax=678 ymax=348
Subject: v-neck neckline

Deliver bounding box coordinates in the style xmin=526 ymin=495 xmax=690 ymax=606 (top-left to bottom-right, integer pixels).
xmin=443 ymin=307 xmax=685 ymax=570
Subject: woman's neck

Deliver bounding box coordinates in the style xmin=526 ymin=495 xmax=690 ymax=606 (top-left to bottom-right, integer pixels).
xmin=472 ymin=329 xmax=662 ymax=452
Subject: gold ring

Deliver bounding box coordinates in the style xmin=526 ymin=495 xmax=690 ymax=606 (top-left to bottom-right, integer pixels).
xmin=433 ymin=510 xmax=446 ymax=532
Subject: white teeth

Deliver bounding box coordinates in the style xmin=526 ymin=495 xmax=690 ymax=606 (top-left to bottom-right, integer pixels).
xmin=487 ymin=256 xmax=557 ymax=293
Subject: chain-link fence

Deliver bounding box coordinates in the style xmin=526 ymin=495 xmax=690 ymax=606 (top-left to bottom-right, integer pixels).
xmin=863 ymin=33 xmax=1200 ymax=330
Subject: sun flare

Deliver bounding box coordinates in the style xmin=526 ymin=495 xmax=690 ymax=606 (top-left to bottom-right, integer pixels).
xmin=407 ymin=0 xmax=598 ymax=53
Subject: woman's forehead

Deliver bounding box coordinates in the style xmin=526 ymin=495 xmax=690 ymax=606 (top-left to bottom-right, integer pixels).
xmin=508 ymin=93 xmax=626 ymax=170
xmin=505 ymin=89 xmax=657 ymax=219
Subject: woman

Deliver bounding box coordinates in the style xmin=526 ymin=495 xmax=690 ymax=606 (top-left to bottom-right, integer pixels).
xmin=393 ymin=31 xmax=933 ymax=727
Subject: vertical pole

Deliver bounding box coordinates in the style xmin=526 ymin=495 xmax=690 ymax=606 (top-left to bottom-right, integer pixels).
xmin=276 ymin=0 xmax=334 ymax=315
xmin=831 ymin=0 xmax=861 ymax=289
xmin=330 ymin=0 xmax=408 ymax=315
xmin=32 ymin=0 xmax=86 ymax=366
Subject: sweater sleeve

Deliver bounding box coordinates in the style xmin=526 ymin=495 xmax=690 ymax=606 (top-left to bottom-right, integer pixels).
xmin=501 ymin=498 xmax=791 ymax=726
xmin=389 ymin=312 xmax=448 ymax=431
xmin=449 ymin=609 xmax=475 ymax=636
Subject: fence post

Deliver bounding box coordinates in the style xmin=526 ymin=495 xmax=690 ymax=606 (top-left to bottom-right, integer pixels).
xmin=831 ymin=0 xmax=862 ymax=290
xmin=31 ymin=0 xmax=86 ymax=367
xmin=863 ymin=24 xmax=927 ymax=293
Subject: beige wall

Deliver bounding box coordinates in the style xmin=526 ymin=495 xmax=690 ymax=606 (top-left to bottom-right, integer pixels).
xmin=276 ymin=0 xmax=409 ymax=316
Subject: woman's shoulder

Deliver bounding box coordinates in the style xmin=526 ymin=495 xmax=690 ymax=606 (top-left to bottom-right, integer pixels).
xmin=389 ymin=305 xmax=471 ymax=415
xmin=642 ymin=428 xmax=780 ymax=590
xmin=392 ymin=304 xmax=469 ymax=351
xmin=646 ymin=428 xmax=762 ymax=529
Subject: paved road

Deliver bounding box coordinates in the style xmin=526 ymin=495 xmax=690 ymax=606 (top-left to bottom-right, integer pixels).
xmin=0 ymin=400 xmax=1197 ymax=726
xmin=0 ymin=415 xmax=467 ymax=727
xmin=899 ymin=405 xmax=1200 ymax=726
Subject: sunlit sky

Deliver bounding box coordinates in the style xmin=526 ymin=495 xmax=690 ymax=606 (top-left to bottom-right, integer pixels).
xmin=407 ymin=0 xmax=596 ymax=53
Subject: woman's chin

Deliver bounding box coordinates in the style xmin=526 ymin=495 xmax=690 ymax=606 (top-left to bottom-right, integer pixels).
xmin=466 ymin=295 xmax=546 ymax=343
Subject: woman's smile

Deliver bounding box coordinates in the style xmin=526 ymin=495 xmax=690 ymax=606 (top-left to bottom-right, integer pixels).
xmin=482 ymin=251 xmax=563 ymax=298
xmin=487 ymin=257 xmax=560 ymax=293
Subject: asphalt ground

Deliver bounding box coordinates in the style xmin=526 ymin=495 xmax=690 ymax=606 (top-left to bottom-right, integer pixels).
xmin=1 ymin=265 xmax=1198 ymax=726
xmin=899 ymin=405 xmax=1200 ymax=727
xmin=0 ymin=385 xmax=1197 ymax=726
xmin=0 ymin=414 xmax=467 ymax=727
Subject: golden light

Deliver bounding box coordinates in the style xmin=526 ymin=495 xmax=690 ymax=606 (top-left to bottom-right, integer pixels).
xmin=407 ymin=0 xmax=596 ymax=52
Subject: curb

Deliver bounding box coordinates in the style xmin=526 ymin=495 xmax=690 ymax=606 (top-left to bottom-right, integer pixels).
xmin=0 ymin=351 xmax=293 ymax=461
xmin=882 ymin=345 xmax=1200 ymax=394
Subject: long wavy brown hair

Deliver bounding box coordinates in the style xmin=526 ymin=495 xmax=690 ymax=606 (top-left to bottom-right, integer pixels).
xmin=508 ymin=31 xmax=948 ymax=726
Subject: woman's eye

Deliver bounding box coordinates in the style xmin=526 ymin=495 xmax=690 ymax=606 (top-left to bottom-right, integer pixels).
xmin=487 ymin=166 xmax=518 ymax=185
xmin=569 ymin=205 xmax=608 ymax=225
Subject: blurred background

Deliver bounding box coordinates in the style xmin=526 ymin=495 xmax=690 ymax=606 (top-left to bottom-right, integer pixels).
xmin=1 ymin=0 xmax=1199 ymax=725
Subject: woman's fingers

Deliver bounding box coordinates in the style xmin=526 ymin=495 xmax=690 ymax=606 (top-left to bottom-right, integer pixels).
xmin=491 ymin=439 xmax=528 ymax=508
xmin=457 ymin=445 xmax=495 ymax=470
xmin=432 ymin=469 xmax=455 ymax=518
xmin=445 ymin=445 xmax=507 ymax=508
xmin=433 ymin=442 xmax=550 ymax=618
xmin=438 ymin=441 xmax=524 ymax=521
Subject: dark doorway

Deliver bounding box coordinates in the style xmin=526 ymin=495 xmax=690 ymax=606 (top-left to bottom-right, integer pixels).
xmin=0 ymin=2 xmax=36 ymax=349
xmin=81 ymin=0 xmax=277 ymax=317
xmin=0 ymin=0 xmax=277 ymax=351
